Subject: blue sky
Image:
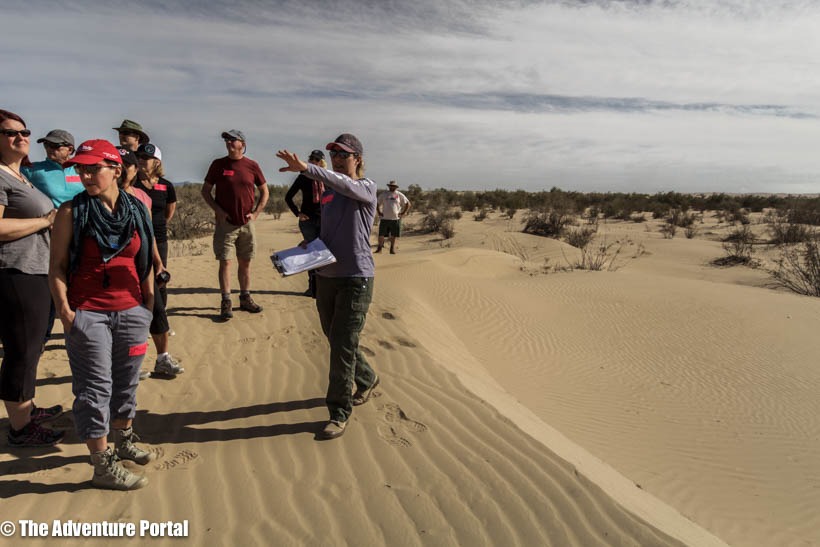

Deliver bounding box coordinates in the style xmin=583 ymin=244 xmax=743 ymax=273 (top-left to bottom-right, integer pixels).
xmin=4 ymin=0 xmax=820 ymax=193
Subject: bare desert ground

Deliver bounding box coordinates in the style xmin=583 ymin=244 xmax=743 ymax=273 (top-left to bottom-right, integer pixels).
xmin=3 ymin=208 xmax=818 ymax=547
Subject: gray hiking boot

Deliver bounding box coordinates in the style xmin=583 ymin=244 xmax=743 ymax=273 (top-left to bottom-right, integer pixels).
xmin=154 ymin=353 xmax=184 ymax=376
xmin=114 ymin=427 xmax=155 ymax=465
xmin=90 ymin=446 xmax=148 ymax=490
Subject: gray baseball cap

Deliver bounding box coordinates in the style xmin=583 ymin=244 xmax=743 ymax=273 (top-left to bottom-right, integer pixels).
xmin=37 ymin=129 xmax=75 ymax=147
xmin=221 ymin=129 xmax=246 ymax=142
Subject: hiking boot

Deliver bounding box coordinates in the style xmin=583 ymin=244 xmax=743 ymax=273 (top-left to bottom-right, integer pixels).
xmin=114 ymin=427 xmax=155 ymax=465
xmin=154 ymin=353 xmax=184 ymax=376
xmin=90 ymin=447 xmax=148 ymax=490
xmin=352 ymin=375 xmax=380 ymax=406
xmin=375 ymin=247 xmax=382 ymax=253
xmin=220 ymin=299 xmax=233 ymax=320
xmin=139 ymin=368 xmax=151 ymax=381
xmin=318 ymin=420 xmax=347 ymax=440
xmin=30 ymin=403 xmax=63 ymax=424
xmin=8 ymin=421 xmax=65 ymax=447
xmin=239 ymin=294 xmax=263 ymax=313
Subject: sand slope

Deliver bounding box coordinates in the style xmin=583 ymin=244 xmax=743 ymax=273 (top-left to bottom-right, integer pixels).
xmin=5 ymin=210 xmax=812 ymax=546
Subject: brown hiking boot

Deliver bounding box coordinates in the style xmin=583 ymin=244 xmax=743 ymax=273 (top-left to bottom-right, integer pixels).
xmin=220 ymin=298 xmax=233 ymax=320
xmin=239 ymin=294 xmax=262 ymax=313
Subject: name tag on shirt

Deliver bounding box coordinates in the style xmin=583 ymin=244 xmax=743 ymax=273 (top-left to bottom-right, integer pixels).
xmin=154 ymin=183 xmax=167 ymax=191
xmin=66 ymin=175 xmax=81 ymax=184
xmin=223 ymin=170 xmax=235 ymax=176
xmin=321 ymin=194 xmax=334 ymax=205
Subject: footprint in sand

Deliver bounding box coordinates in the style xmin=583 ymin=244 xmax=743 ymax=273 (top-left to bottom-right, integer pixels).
xmin=381 ymin=312 xmax=396 ymax=320
xmin=154 ymin=449 xmax=199 ymax=471
xmin=378 ymin=339 xmax=395 ymax=350
xmin=396 ymin=338 xmax=416 ymax=348
xmin=377 ymin=425 xmax=412 ymax=448
xmin=360 ymin=345 xmax=376 ymax=357
xmin=379 ymin=402 xmax=428 ymax=440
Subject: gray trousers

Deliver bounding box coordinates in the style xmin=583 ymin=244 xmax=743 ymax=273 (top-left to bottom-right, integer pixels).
xmin=66 ymin=305 xmax=153 ymax=440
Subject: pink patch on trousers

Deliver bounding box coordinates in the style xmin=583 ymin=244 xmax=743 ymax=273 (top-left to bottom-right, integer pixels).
xmin=128 ymin=342 xmax=148 ymax=356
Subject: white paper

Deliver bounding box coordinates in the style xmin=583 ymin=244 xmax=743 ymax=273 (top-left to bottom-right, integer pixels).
xmin=270 ymin=238 xmax=336 ymax=276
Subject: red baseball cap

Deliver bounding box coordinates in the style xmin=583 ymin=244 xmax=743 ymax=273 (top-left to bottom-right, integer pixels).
xmin=65 ymin=139 xmax=123 ymax=166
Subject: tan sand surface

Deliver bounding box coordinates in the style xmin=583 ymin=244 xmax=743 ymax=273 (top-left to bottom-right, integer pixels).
xmin=5 ymin=209 xmax=814 ymax=546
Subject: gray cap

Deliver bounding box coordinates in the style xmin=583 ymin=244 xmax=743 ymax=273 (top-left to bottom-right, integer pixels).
xmin=326 ymin=133 xmax=363 ymax=155
xmin=37 ymin=129 xmax=75 ymax=147
xmin=221 ymin=129 xmax=246 ymax=142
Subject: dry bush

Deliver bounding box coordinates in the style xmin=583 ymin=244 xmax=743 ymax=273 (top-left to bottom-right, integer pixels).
xmin=522 ymin=209 xmax=575 ymax=238
xmin=585 ymin=206 xmax=600 ymax=225
xmin=771 ymin=239 xmax=820 ymax=296
xmin=684 ymin=225 xmax=698 ymax=239
xmin=573 ymin=239 xmax=622 ymax=271
xmin=563 ymin=226 xmax=597 ymax=249
xmin=419 ymin=208 xmax=457 ymax=239
xmin=715 ymin=225 xmax=755 ymax=265
xmin=659 ymin=223 xmax=677 ymax=239
xmin=630 ymin=213 xmax=646 ymax=223
xmin=168 ymin=184 xmax=214 ymax=240
xmin=765 ymin=211 xmax=815 ymax=245
xmin=474 ymin=208 xmax=489 ymax=221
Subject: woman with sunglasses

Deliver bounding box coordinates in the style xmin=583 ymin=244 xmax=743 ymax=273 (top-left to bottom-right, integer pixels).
xmin=0 ymin=109 xmax=64 ymax=447
xmin=50 ymin=139 xmax=155 ymax=490
xmin=277 ymin=134 xmax=380 ymax=440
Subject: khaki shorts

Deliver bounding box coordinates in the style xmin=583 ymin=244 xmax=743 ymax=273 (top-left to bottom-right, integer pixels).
xmin=213 ymin=219 xmax=256 ymax=261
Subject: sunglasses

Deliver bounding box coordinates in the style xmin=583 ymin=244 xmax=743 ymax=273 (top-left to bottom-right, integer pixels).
xmin=44 ymin=142 xmax=72 ymax=149
xmin=329 ymin=150 xmax=357 ymax=159
xmin=1 ymin=129 xmax=32 ymax=138
xmin=75 ymin=164 xmax=118 ymax=175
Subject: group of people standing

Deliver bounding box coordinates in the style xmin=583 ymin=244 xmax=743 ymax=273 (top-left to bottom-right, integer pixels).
xmin=1 ymin=106 xmax=407 ymax=490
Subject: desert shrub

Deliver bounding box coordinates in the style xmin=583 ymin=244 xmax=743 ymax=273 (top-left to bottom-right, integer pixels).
xmin=419 ymin=207 xmax=458 ymax=239
xmin=505 ymin=207 xmax=517 ymax=220
xmin=522 ymin=209 xmax=575 ymax=238
xmin=725 ymin=208 xmax=750 ymax=225
xmin=719 ymin=225 xmax=755 ymax=264
xmin=474 ymin=208 xmax=489 ymax=221
xmin=573 ymin=239 xmax=622 ymax=271
xmin=263 ymin=184 xmax=293 ymax=220
xmin=439 ymin=219 xmax=455 ymax=239
xmin=630 ymin=213 xmax=646 ymax=223
xmin=168 ymin=184 xmax=214 ymax=240
xmin=684 ymin=224 xmax=698 ymax=239
xmin=585 ymin=206 xmax=600 ymax=225
xmin=564 ymin=226 xmax=597 ymax=249
xmin=659 ymin=223 xmax=677 ymax=239
xmin=450 ymin=209 xmax=462 ymax=220
xmin=771 ymin=239 xmax=820 ymax=296
xmin=765 ymin=211 xmax=815 ymax=245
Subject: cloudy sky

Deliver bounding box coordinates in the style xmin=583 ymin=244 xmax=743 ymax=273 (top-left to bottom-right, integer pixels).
xmin=4 ymin=0 xmax=820 ymax=193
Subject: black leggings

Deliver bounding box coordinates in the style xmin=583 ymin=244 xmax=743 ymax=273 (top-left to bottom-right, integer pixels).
xmin=149 ymin=240 xmax=170 ymax=335
xmin=0 ymin=270 xmax=49 ymax=402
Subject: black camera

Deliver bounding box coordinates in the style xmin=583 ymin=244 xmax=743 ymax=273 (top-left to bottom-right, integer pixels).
xmin=156 ymin=270 xmax=171 ymax=284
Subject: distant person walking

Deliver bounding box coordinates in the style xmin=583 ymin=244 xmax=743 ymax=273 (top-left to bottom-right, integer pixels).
xmin=284 ymin=149 xmax=326 ymax=297
xmin=376 ymin=180 xmax=411 ymax=254
xmin=276 ymin=133 xmax=379 ymax=440
xmin=50 ymin=139 xmax=156 ymax=490
xmin=134 ymin=143 xmax=182 ymax=378
xmin=0 ymin=109 xmax=64 ymax=447
xmin=201 ymin=129 xmax=269 ymax=320
xmin=113 ymin=120 xmax=149 ymax=153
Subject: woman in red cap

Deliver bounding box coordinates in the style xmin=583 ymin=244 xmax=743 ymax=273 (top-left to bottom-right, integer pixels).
xmin=0 ymin=108 xmax=64 ymax=447
xmin=50 ymin=139 xmax=156 ymax=490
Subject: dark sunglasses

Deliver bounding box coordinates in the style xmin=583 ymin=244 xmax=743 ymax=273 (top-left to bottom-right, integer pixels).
xmin=44 ymin=142 xmax=72 ymax=149
xmin=1 ymin=129 xmax=32 ymax=138
xmin=223 ymin=138 xmax=239 ymax=143
xmin=76 ymin=164 xmax=118 ymax=175
xmin=329 ymin=150 xmax=357 ymax=159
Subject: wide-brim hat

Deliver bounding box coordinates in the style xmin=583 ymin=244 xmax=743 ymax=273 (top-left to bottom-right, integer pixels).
xmin=112 ymin=119 xmax=150 ymax=144
xmin=387 ymin=181 xmax=398 ymax=188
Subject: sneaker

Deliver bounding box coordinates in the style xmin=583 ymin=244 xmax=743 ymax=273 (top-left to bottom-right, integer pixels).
xmin=139 ymin=368 xmax=151 ymax=381
xmin=239 ymin=294 xmax=263 ymax=313
xmin=319 ymin=420 xmax=347 ymax=440
xmin=352 ymin=375 xmax=380 ymax=406
xmin=114 ymin=427 xmax=155 ymax=465
xmin=220 ymin=299 xmax=233 ymax=320
xmin=154 ymin=353 xmax=184 ymax=376
xmin=8 ymin=421 xmax=65 ymax=447
xmin=90 ymin=447 xmax=148 ymax=490
xmin=30 ymin=403 xmax=63 ymax=424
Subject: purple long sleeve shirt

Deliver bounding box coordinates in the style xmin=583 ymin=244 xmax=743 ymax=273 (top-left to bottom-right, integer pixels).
xmin=303 ymin=163 xmax=377 ymax=278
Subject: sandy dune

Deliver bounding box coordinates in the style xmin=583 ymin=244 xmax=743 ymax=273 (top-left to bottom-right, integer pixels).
xmin=3 ymin=209 xmax=817 ymax=546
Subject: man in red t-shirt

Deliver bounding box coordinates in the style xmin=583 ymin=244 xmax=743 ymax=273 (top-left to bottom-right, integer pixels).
xmin=201 ymin=130 xmax=269 ymax=321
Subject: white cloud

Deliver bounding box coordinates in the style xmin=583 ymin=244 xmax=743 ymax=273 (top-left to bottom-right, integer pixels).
xmin=3 ymin=0 xmax=820 ymax=192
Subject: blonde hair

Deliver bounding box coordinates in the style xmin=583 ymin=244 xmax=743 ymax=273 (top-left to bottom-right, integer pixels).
xmin=356 ymin=157 xmax=365 ymax=179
